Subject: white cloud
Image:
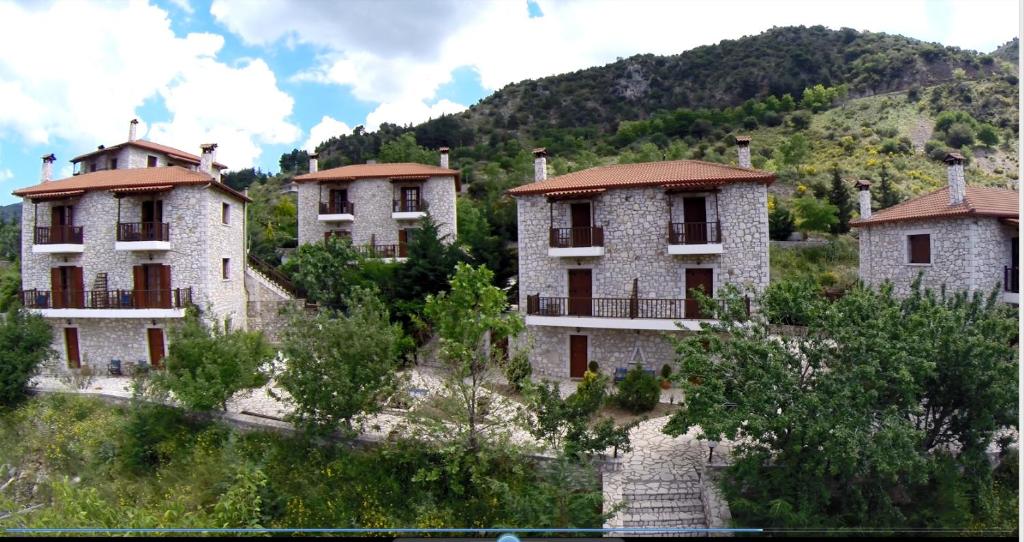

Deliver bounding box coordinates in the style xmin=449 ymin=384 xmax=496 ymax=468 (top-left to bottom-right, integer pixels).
xmin=0 ymin=0 xmax=300 ymax=170
xmin=0 ymin=168 xmax=12 ymax=182
xmin=304 ymin=116 xmax=353 ymax=152
xmin=364 ymin=99 xmax=467 ymax=133
xmin=167 ymin=0 xmax=194 ymax=14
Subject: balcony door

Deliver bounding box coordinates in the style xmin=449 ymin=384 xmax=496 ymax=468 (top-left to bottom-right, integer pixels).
xmin=50 ymin=205 xmax=73 ymax=243
xmin=568 ymin=269 xmax=592 ymax=316
xmin=133 ymin=264 xmax=171 ymax=308
xmin=141 ymin=200 xmax=164 ymax=241
xmin=401 ymin=187 xmax=420 ymax=212
xmin=50 ymin=266 xmax=84 ymax=309
xmin=570 ymin=203 xmax=592 ymax=247
xmin=685 ymin=268 xmax=714 ymax=319
xmin=682 ymin=197 xmax=708 ymax=244
xmin=329 ymin=188 xmax=348 ymax=213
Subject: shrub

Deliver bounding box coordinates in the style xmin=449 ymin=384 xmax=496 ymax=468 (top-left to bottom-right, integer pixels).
xmin=769 ymin=201 xmax=797 ymax=241
xmin=761 ymin=279 xmax=821 ymax=326
xmin=587 ymin=360 xmax=599 ymax=373
xmin=763 ymin=111 xmax=782 ymax=127
xmin=121 ymin=403 xmax=191 ymax=473
xmin=977 ymin=124 xmax=999 ymax=147
xmin=788 ymin=111 xmax=811 ymax=130
xmin=567 ymin=370 xmax=608 ymax=416
xmin=614 ymin=366 xmax=660 ymax=414
xmin=660 ymin=364 xmax=672 ymax=380
xmin=0 ymin=309 xmax=53 ymax=406
xmin=501 ymin=349 xmax=532 ymax=393
xmin=944 ymin=122 xmax=975 ymax=148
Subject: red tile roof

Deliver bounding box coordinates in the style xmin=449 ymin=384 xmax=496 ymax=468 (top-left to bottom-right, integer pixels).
xmin=71 ymin=140 xmax=228 ymax=169
xmin=852 ymin=186 xmax=1019 ymax=226
xmin=12 ymin=166 xmax=250 ymax=202
xmin=506 ymin=160 xmax=774 ymax=196
xmin=294 ymin=162 xmax=460 ymax=191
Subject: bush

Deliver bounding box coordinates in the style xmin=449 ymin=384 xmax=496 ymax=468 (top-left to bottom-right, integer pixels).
xmin=977 ymin=124 xmax=999 ymax=147
xmin=761 ymin=279 xmax=821 ymax=326
xmin=769 ymin=201 xmax=796 ymax=241
xmin=587 ymin=360 xmax=599 ymax=373
xmin=501 ymin=349 xmax=532 ymax=393
xmin=762 ymin=111 xmax=783 ymax=127
xmin=121 ymin=403 xmax=192 ymax=473
xmin=944 ymin=122 xmax=975 ymax=148
xmin=0 ymin=309 xmax=53 ymax=406
xmin=614 ymin=366 xmax=659 ymax=414
xmin=788 ymin=111 xmax=811 ymax=130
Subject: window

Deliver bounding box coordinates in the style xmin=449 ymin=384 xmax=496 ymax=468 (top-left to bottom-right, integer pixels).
xmin=109 ymin=158 xmax=118 ymax=170
xmin=222 ymin=258 xmax=231 ymax=280
xmin=89 ymin=163 xmax=97 ymax=172
xmin=147 ymin=155 xmax=158 ymax=167
xmin=907 ymin=234 xmax=931 ymax=264
xmin=222 ymin=203 xmax=230 ymax=224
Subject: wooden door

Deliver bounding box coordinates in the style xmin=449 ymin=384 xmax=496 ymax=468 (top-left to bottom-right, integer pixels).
xmin=685 ymin=268 xmax=714 ymax=319
xmin=147 ymin=328 xmax=165 ymax=368
xmin=569 ymin=335 xmax=588 ymax=378
xmin=141 ymin=200 xmax=163 ymax=240
xmin=329 ymin=189 xmax=348 ymax=213
xmin=398 ymin=229 xmax=409 ymax=257
xmin=570 ymin=203 xmax=592 ymax=247
xmin=401 ymin=187 xmax=420 ymax=212
xmin=134 ymin=264 xmax=171 ymax=308
xmin=64 ymin=328 xmax=80 ymax=369
xmin=568 ymin=269 xmax=592 ymax=316
xmin=50 ymin=205 xmax=72 ymax=243
xmin=132 ymin=265 xmax=146 ymax=308
xmin=51 ymin=266 xmax=83 ymax=309
xmin=51 ymin=267 xmax=64 ymax=309
xmin=682 ymin=197 xmax=708 ymax=244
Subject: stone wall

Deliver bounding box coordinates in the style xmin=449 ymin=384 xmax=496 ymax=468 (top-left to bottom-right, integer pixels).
xmin=201 ymin=188 xmax=248 ymax=328
xmin=296 ymin=175 xmax=457 ymax=247
xmin=43 ymin=318 xmax=175 ymax=374
xmin=858 ymin=216 xmax=1015 ymax=297
xmin=523 ymin=326 xmax=685 ymax=379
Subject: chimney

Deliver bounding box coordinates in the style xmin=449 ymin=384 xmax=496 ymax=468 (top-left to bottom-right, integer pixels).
xmin=128 ymin=118 xmax=138 ymax=142
xmin=855 ymin=180 xmax=872 ymax=219
xmin=308 ymin=152 xmax=319 ymax=174
xmin=199 ymin=143 xmax=217 ymax=175
xmin=439 ymin=147 xmax=450 ymax=169
xmin=41 ymin=153 xmax=56 ymax=183
xmin=944 ymin=152 xmax=966 ymax=205
xmin=735 ymin=136 xmax=752 ymax=168
xmin=533 ymin=147 xmax=548 ymax=181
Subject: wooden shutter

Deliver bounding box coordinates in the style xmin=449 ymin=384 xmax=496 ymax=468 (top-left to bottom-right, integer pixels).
xmin=159 ymin=265 xmax=172 ymax=308
xmin=132 ymin=265 xmax=145 ymax=308
xmin=51 ymin=267 xmax=63 ymax=309
xmin=70 ymin=266 xmax=84 ymax=309
xmin=909 ymin=234 xmax=930 ymax=264
xmin=64 ymin=328 xmax=80 ymax=369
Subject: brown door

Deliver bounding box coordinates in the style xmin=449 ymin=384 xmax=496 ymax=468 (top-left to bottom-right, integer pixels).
xmin=51 ymin=267 xmax=63 ymax=309
xmin=685 ymin=268 xmax=714 ymax=319
xmin=398 ymin=229 xmax=409 ymax=257
xmin=147 ymin=328 xmax=165 ymax=368
xmin=682 ymin=197 xmax=708 ymax=244
xmin=401 ymin=187 xmax=420 ymax=212
xmin=64 ymin=328 xmax=80 ymax=369
xmin=141 ymin=200 xmax=163 ymax=240
xmin=569 ymin=335 xmax=588 ymax=378
xmin=570 ymin=203 xmax=592 ymax=247
xmin=134 ymin=264 xmax=171 ymax=308
xmin=329 ymin=189 xmax=348 ymax=213
xmin=50 ymin=205 xmax=72 ymax=243
xmin=51 ymin=266 xmax=84 ymax=309
xmin=568 ymin=269 xmax=592 ymax=316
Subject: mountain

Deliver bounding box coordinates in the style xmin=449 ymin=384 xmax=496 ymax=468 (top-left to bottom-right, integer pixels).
xmin=992 ymin=38 xmax=1019 ymax=63
xmin=0 ymin=203 xmax=20 ymax=224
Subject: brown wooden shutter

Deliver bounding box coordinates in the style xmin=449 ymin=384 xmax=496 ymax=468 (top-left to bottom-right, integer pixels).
xmin=64 ymin=328 xmax=80 ymax=369
xmin=70 ymin=266 xmax=84 ymax=308
xmin=51 ymin=267 xmax=63 ymax=309
xmin=132 ymin=265 xmax=145 ymax=308
xmin=909 ymin=234 xmax=930 ymax=264
xmin=159 ymin=265 xmax=172 ymax=308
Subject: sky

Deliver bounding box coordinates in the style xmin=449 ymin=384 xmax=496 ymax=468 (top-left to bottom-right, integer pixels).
xmin=0 ymin=0 xmax=1019 ymax=205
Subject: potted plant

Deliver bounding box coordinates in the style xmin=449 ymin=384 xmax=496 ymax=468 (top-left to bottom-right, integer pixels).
xmin=587 ymin=360 xmax=600 ymax=374
xmin=659 ymin=364 xmax=672 ymax=390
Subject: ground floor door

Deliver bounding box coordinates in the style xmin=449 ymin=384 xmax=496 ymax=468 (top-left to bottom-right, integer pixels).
xmin=64 ymin=328 xmax=80 ymax=369
xmin=685 ymin=268 xmax=714 ymax=319
xmin=147 ymin=328 xmax=165 ymax=368
xmin=569 ymin=334 xmax=588 ymax=378
xmin=568 ymin=269 xmax=592 ymax=316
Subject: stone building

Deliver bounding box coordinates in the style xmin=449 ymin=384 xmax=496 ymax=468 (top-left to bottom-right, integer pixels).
xmin=507 ymin=139 xmax=773 ymax=378
xmin=292 ymin=150 xmax=459 ymax=260
xmin=13 ymin=121 xmax=251 ymax=372
xmin=853 ymin=153 xmax=1019 ymax=304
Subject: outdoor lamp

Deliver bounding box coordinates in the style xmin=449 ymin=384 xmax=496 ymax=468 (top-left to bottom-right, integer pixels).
xmin=707 ymin=440 xmax=718 ymax=463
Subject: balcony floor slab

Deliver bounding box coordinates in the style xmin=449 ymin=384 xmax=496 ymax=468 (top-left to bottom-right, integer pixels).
xmin=548 ymin=247 xmax=605 ymax=257
xmin=33 ymin=308 xmax=187 ymax=319
xmin=667 ymin=243 xmax=724 ymax=255
xmin=392 ymin=211 xmax=426 ymax=220
xmin=525 ymin=314 xmax=712 ymax=331
xmin=318 ymin=213 xmax=354 ymax=222
xmin=32 ymin=244 xmax=84 ymax=254
xmin=115 ymin=241 xmax=171 ymax=251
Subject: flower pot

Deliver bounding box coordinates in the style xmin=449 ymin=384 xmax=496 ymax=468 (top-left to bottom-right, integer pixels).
xmin=659 ymin=379 xmax=671 ymax=390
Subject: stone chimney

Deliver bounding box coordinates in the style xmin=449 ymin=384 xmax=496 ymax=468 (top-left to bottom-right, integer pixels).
xmin=944 ymin=152 xmax=966 ymax=206
xmin=855 ymin=180 xmax=872 ymax=219
xmin=41 ymin=153 xmax=56 ymax=182
xmin=308 ymin=152 xmax=319 ymax=174
xmin=736 ymin=136 xmax=752 ymax=168
xmin=128 ymin=118 xmax=138 ymax=142
xmin=439 ymin=147 xmax=450 ymax=169
xmin=533 ymin=147 xmax=548 ymax=182
xmin=199 ymin=143 xmax=217 ymax=175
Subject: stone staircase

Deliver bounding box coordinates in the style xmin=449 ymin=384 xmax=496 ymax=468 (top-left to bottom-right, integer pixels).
xmin=618 ymin=471 xmax=709 ymax=536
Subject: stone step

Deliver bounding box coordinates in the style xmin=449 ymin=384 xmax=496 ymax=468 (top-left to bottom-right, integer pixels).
xmin=624 ymin=473 xmax=700 ymax=483
xmin=623 ymin=511 xmax=706 ymax=525
xmin=622 ymin=490 xmax=702 ymax=501
xmin=626 ymin=501 xmax=704 ymax=514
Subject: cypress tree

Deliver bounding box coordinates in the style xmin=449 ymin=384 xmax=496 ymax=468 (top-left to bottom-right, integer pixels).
xmin=828 ymin=163 xmax=853 ymax=234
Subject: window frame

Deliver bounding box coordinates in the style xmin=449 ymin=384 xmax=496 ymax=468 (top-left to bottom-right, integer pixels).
xmin=905 ymin=231 xmax=933 ymax=266
xmin=222 ymin=202 xmax=230 ymax=225
xmin=222 ymin=258 xmax=231 ymax=280
xmin=147 ymin=155 xmax=158 ymax=168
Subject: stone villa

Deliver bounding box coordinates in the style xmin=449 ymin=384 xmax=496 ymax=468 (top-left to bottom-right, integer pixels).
xmin=853 ymin=153 xmax=1019 ymax=304
xmin=292 ymin=150 xmax=459 ymax=260
xmin=508 ymin=138 xmax=773 ymax=378
xmin=11 ymin=121 xmax=276 ymax=372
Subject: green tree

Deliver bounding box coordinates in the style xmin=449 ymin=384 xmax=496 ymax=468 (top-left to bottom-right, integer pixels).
xmin=282 ymin=236 xmax=387 ymax=310
xmin=378 ymin=133 xmax=436 ymax=165
xmin=274 ymin=288 xmax=404 ymax=438
xmin=525 ymin=372 xmax=634 ymax=458
xmin=394 ymin=213 xmax=464 ymax=321
xmin=876 ymin=162 xmax=902 ymax=209
xmin=0 ymin=309 xmax=53 ymax=406
xmin=776 ymin=134 xmax=810 ymax=167
xmin=768 ymin=199 xmax=796 ymax=241
xmin=792 ymin=196 xmax=838 ymax=236
xmin=422 ymin=263 xmax=525 ymax=453
xmin=944 ymin=121 xmax=976 ymax=148
xmin=827 ymin=163 xmax=853 ymax=234
xmin=977 ymin=124 xmax=999 ymax=147
xmin=0 ymin=261 xmax=21 ymax=313
xmin=614 ymin=366 xmax=660 ymax=414
xmin=0 ymin=218 xmax=20 ymax=262
xmin=150 ymin=309 xmax=274 ymax=412
xmin=665 ymin=281 xmax=1018 ymax=529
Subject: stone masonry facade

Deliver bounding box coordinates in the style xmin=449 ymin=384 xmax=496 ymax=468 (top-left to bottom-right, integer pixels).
xmin=516 ymin=181 xmax=770 ymax=378
xmin=858 ymin=216 xmax=1017 ymax=298
xmin=296 ymin=175 xmax=457 ymax=248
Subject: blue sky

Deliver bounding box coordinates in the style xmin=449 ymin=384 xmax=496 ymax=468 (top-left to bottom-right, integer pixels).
xmin=0 ymin=0 xmax=1018 ymax=205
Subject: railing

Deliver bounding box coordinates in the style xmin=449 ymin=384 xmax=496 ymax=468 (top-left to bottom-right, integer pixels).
xmin=248 ymin=254 xmax=305 ymax=299
xmin=319 ymin=201 xmax=354 ymax=215
xmin=117 ymin=222 xmax=170 ymax=242
xmin=549 ymin=227 xmax=605 ymax=248
xmin=1005 ymin=266 xmax=1019 ymax=293
xmin=393 ymin=200 xmax=423 ymax=213
xmin=20 ymin=288 xmax=192 ymax=310
xmin=526 ymin=294 xmax=749 ymax=320
xmin=668 ymin=221 xmax=721 ymax=244
xmin=355 ymin=244 xmax=407 ymax=258
xmin=34 ymin=226 xmax=83 ymax=244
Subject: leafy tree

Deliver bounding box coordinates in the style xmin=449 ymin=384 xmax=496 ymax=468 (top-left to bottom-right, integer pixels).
xmin=776 ymin=134 xmax=810 ymax=167
xmin=944 ymin=121 xmax=976 ymax=148
xmin=792 ymin=196 xmax=838 ymax=236
xmin=282 ymin=236 xmax=389 ymax=310
xmin=246 ymin=177 xmax=297 ymax=265
xmin=614 ymin=366 xmax=660 ymax=414
xmin=827 ymin=163 xmax=853 ymax=234
xmin=876 ymin=162 xmax=902 ymax=209
xmin=221 ymin=168 xmax=269 ymax=192
xmin=279 ymin=149 xmax=310 ymax=174
xmin=788 ymin=110 xmax=811 ymax=130
xmin=150 ymin=309 xmax=274 ymax=412
xmin=525 ymin=372 xmax=634 ymax=458
xmin=665 ymin=281 xmax=1018 ymax=529
xmin=422 ymin=263 xmax=525 ymax=453
xmin=394 ymin=214 xmax=463 ymax=310
xmin=0 ymin=218 xmax=19 ymax=262
xmin=799 ymin=83 xmax=847 ymax=112
xmin=0 ymin=261 xmax=21 ymax=313
xmin=768 ymin=198 xmax=796 ymax=241
xmin=0 ymin=309 xmax=53 ymax=406
xmin=274 ymin=288 xmax=404 ymax=438
xmin=378 ymin=133 xmax=436 ymax=165
xmin=976 ymin=124 xmax=999 ymax=147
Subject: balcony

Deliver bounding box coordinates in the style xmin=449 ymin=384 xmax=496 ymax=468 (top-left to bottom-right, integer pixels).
xmin=548 ymin=227 xmax=605 ymax=257
xmin=32 ymin=226 xmax=84 ymax=254
xmin=116 ymin=222 xmax=170 ymax=251
xmin=354 ymin=243 xmax=408 ymax=262
xmin=393 ymin=200 xmax=426 ymax=220
xmin=525 ymin=294 xmax=748 ymax=331
xmin=20 ymin=287 xmax=192 ymax=318
xmin=667 ymin=221 xmax=723 ymax=255
xmin=1004 ymin=266 xmax=1018 ymax=304
xmin=318 ymin=201 xmax=354 ymax=222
